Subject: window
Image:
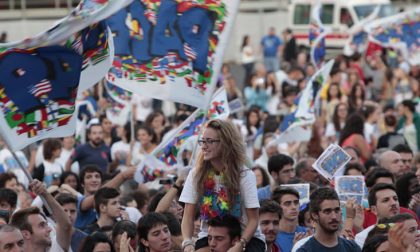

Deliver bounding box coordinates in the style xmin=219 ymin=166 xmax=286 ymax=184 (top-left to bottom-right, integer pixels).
xmin=354 ymin=4 xmax=397 ymax=20
xmin=294 ymin=4 xmax=311 ymax=25
xmin=320 ymin=4 xmax=334 ymax=24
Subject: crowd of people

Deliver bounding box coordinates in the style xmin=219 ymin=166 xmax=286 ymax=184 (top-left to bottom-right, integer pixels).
xmin=1 ymin=26 xmax=420 ymax=252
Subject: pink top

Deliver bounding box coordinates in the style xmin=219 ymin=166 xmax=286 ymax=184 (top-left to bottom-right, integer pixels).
xmin=341 ymin=134 xmax=370 ymax=163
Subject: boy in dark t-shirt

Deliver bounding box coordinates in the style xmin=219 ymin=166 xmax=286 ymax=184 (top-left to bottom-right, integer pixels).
xmin=298 ymin=235 xmax=360 ymax=252
xmin=297 ymin=188 xmax=361 ymax=252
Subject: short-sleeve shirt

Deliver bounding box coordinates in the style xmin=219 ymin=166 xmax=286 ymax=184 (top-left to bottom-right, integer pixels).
xmin=261 ymin=35 xmax=282 ymax=57
xmin=257 ymin=185 xmax=272 ymax=201
xmin=74 ymin=195 xmax=97 ymax=230
xmin=179 ymin=168 xmax=264 ymax=241
xmin=276 ymin=226 xmax=307 ymax=252
xmin=71 ymin=229 xmax=88 ymax=252
xmin=297 ymin=236 xmax=361 ymax=252
xmin=70 ymin=143 xmax=111 ymax=174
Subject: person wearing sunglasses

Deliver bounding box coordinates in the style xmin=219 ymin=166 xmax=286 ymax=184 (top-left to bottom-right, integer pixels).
xmin=363 ymin=213 xmax=420 ymax=251
xmin=180 ymin=119 xmax=265 ymax=252
xmin=355 ymin=183 xmax=420 ymax=248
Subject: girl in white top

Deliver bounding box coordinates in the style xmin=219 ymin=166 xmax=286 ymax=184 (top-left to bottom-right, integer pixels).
xmin=127 ymin=126 xmax=157 ymax=166
xmin=180 ymin=119 xmax=265 ymax=252
xmin=241 ymin=35 xmax=256 ymax=81
xmin=42 ymin=139 xmax=64 ymax=187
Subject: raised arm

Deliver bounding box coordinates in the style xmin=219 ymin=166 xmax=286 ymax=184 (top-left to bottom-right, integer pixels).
xmin=156 ymin=176 xmax=185 ymax=213
xmin=30 ymin=179 xmax=72 ymax=252
xmin=80 ymin=167 xmax=136 ymax=211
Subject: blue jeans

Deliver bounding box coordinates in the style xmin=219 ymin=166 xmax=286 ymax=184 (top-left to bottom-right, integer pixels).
xmin=264 ymin=56 xmax=280 ymax=72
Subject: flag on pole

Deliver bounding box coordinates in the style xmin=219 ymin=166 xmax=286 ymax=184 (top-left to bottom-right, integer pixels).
xmin=343 ymin=6 xmax=380 ymax=56
xmin=309 ymin=2 xmax=327 ymax=68
xmin=135 ymin=88 xmax=230 ymax=183
xmin=364 ymin=7 xmax=420 ymax=65
xmin=106 ymin=0 xmax=240 ymax=109
xmin=0 ymin=0 xmax=131 ymax=151
xmin=274 ymin=60 xmax=335 ymax=144
xmin=105 ymin=81 xmax=132 ymax=126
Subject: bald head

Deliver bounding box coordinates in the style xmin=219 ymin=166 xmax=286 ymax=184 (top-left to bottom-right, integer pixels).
xmin=379 ymin=151 xmax=404 ymax=177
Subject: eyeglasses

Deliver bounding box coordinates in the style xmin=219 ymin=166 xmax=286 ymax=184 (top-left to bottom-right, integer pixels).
xmin=376 ymin=223 xmax=395 ymax=229
xmin=198 ymin=138 xmax=221 ymax=146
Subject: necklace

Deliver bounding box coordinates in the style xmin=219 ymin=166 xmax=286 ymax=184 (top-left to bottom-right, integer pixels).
xmin=200 ymin=170 xmax=240 ymax=220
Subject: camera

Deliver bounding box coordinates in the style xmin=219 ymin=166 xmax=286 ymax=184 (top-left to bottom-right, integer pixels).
xmin=159 ymin=175 xmax=178 ymax=185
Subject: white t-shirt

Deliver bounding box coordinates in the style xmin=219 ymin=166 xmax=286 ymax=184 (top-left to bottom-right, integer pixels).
xmin=43 ymin=160 xmax=63 ymax=176
xmin=241 ymin=45 xmax=255 ymax=64
xmin=179 ymin=168 xmax=264 ymax=241
xmin=325 ymin=123 xmax=336 ymax=138
xmin=364 ymin=123 xmax=375 ymax=144
xmin=291 ymin=235 xmax=312 ymax=252
xmin=57 ymin=148 xmax=79 ymax=175
xmin=355 ymin=225 xmax=374 ymax=248
xmin=111 ymin=141 xmax=131 ymax=170
xmin=131 ymin=94 xmax=152 ymax=122
xmin=130 ymin=142 xmax=145 ymax=166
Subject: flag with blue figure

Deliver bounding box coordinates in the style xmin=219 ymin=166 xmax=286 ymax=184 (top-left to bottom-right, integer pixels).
xmin=135 ymin=88 xmax=230 ymax=184
xmin=0 ymin=0 xmax=130 ymax=151
xmin=0 ymin=45 xmax=82 ymax=151
xmin=273 ymin=60 xmax=335 ymax=144
xmin=365 ymin=7 xmax=420 ymax=65
xmin=106 ymin=0 xmax=240 ymax=109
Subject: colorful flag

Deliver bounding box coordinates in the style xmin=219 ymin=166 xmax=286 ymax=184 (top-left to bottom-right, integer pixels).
xmin=0 ymin=0 xmax=130 ymax=151
xmin=309 ymin=2 xmax=328 ymax=68
xmin=70 ymin=23 xmax=115 ymax=94
xmin=105 ymin=81 xmax=132 ymax=126
xmin=135 ymin=88 xmax=230 ymax=183
xmin=106 ymin=0 xmax=240 ymax=109
xmin=0 ymin=46 xmax=82 ymax=151
xmin=343 ymin=6 xmax=380 ymax=56
xmin=274 ymin=60 xmax=334 ymax=144
xmin=365 ymin=7 xmax=420 ymax=65
xmin=0 ymin=0 xmax=130 ymax=95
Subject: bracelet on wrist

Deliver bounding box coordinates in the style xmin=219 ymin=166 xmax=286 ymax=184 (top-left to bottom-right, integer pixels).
xmin=181 ymin=239 xmax=194 ymax=251
xmin=173 ymin=184 xmax=182 ymax=191
xmin=239 ymin=237 xmax=247 ymax=251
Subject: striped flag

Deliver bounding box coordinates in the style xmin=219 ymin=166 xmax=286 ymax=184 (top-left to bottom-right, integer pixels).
xmin=184 ymin=43 xmax=197 ymax=60
xmin=29 ymin=79 xmax=52 ymax=98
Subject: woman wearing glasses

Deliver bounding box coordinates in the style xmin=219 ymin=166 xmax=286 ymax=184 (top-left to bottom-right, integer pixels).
xmin=179 ymin=119 xmax=265 ymax=252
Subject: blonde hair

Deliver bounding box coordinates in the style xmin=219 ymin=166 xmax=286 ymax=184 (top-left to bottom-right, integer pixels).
xmin=195 ymin=119 xmax=247 ymax=208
